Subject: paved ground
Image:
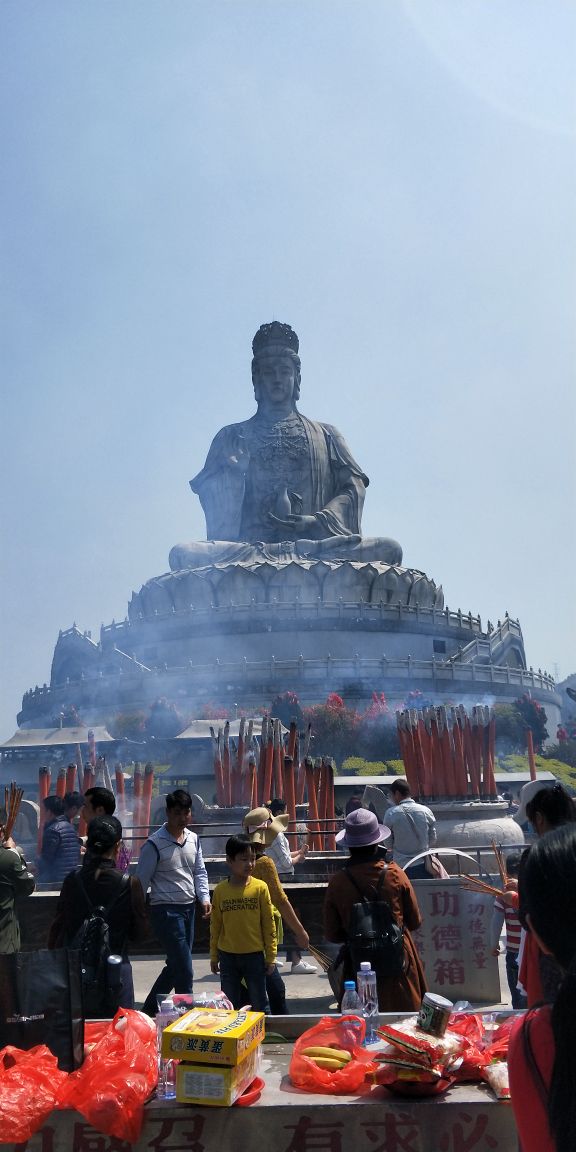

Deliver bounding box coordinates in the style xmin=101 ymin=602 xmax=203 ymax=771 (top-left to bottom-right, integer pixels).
xmin=132 ymin=951 xmax=512 ymax=1016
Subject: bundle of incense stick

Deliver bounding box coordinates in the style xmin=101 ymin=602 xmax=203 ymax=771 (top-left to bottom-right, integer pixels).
xmin=396 ymin=703 xmax=498 ymax=801
xmin=460 ymin=874 xmax=503 ymax=899
xmin=307 ymin=944 xmax=332 ymax=973
xmin=492 ymin=840 xmax=508 ymax=885
xmin=1 ymin=783 xmax=24 ymax=843
xmin=209 ymin=726 xmax=226 ymax=807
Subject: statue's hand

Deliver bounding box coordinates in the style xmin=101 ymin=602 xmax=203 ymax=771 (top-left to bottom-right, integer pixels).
xmin=267 ymin=513 xmax=318 ymax=537
xmin=226 ymin=432 xmax=250 ymax=473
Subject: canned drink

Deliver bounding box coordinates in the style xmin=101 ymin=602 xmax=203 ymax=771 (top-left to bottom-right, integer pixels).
xmin=417 ymin=992 xmax=453 ymax=1038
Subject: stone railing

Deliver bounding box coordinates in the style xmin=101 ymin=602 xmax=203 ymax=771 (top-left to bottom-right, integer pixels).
xmin=20 ymin=652 xmax=558 ymax=719
xmin=101 ymin=600 xmax=487 ymax=642
xmin=448 ymin=615 xmax=523 ymax=664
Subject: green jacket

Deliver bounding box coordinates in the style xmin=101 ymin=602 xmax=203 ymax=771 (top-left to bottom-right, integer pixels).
xmin=0 ymin=844 xmax=35 ymax=953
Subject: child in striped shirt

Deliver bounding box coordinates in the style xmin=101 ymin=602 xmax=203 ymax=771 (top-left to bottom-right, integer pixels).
xmin=490 ymin=851 xmax=526 ymax=1010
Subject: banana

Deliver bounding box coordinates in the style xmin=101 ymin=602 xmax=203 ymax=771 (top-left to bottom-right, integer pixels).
xmin=308 ymin=1056 xmax=348 ymax=1071
xmin=302 ymin=1046 xmax=352 ymax=1064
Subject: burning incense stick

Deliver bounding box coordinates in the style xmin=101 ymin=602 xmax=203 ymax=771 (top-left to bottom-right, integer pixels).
xmin=1 ymin=783 xmax=24 ymax=843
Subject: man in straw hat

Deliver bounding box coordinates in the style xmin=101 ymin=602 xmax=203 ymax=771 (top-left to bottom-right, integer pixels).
xmin=324 ymin=808 xmax=427 ymax=1011
xmin=243 ymin=807 xmax=315 ymax=1010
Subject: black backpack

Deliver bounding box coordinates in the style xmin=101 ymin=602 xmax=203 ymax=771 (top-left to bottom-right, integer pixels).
xmin=345 ymin=866 xmax=406 ymax=977
xmin=68 ymin=870 xmax=130 ymax=1017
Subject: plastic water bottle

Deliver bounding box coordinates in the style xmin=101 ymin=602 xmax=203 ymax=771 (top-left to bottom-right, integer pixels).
xmin=341 ymin=980 xmax=362 ymax=1015
xmin=156 ymin=997 xmax=178 ymax=1099
xmin=357 ymin=962 xmax=378 ymax=1044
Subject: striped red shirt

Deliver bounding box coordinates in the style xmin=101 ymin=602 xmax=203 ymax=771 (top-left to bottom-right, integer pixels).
xmin=494 ymin=882 xmax=522 ymax=953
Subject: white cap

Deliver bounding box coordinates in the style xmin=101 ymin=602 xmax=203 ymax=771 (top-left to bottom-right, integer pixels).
xmin=160 ymin=998 xmax=174 ymax=1010
xmin=513 ymin=779 xmax=552 ymax=825
xmin=360 ymin=962 xmax=371 ymax=971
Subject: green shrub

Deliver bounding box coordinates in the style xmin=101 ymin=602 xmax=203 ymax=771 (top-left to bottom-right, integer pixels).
xmin=497 ymin=753 xmax=576 ymax=794
xmin=339 ymin=757 xmax=406 ymax=778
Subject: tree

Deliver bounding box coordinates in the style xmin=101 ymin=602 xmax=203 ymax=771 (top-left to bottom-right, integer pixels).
xmin=270 ymin=691 xmax=304 ymax=730
xmin=200 ymin=703 xmax=232 ymax=721
xmin=402 ymin=689 xmax=436 ymax=713
xmin=145 ymin=698 xmax=185 ymax=739
xmin=514 ymin=694 xmax=549 ymax=751
xmin=304 ymin=693 xmax=360 ymax=763
xmin=108 ymin=710 xmax=147 ymax=741
xmin=357 ymin=693 xmax=400 ymax=760
xmin=494 ymin=697 xmax=549 ymax=754
xmin=493 ymin=704 xmax=526 ymax=754
xmin=543 ymin=740 xmax=576 ymax=770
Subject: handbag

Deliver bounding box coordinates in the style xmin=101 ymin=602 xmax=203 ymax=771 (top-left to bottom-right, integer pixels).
xmin=425 ymin=853 xmax=448 ymax=878
xmin=402 ymin=806 xmax=446 ymax=876
xmin=0 ymin=948 xmax=84 ymax=1071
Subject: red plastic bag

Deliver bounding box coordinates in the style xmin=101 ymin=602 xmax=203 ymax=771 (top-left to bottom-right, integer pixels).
xmin=58 ymin=1008 xmax=157 ymax=1143
xmin=289 ymin=1015 xmax=378 ymax=1094
xmin=84 ymin=1019 xmax=112 ymax=1050
xmin=448 ymin=1013 xmax=490 ymax=1081
xmin=0 ymin=1044 xmax=68 ymax=1142
xmin=482 ymin=1015 xmax=516 ymax=1061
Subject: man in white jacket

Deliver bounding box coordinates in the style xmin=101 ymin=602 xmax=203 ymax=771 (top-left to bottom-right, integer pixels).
xmin=385 ymin=779 xmax=436 ymax=879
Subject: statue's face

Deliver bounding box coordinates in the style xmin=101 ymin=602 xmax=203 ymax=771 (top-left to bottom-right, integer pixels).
xmin=253 ymin=354 xmax=297 ymax=406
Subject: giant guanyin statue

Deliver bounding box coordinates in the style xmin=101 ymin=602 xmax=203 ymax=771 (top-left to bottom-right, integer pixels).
xmin=169 ymin=322 xmax=402 ymax=570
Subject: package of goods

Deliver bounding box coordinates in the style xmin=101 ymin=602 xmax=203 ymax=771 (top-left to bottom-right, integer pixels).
xmin=482 ymin=1060 xmax=510 ymax=1099
xmin=161 ymin=1008 xmax=265 ymax=1066
xmin=377 ymin=1017 xmax=466 ymax=1063
xmin=373 ymin=1016 xmax=469 ymax=1098
xmin=175 ymin=1045 xmax=261 ymax=1107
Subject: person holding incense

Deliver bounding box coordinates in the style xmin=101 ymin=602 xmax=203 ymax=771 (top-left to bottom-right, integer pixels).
xmin=243 ymin=806 xmax=313 ymax=1011
xmin=0 ymin=804 xmax=35 ymax=952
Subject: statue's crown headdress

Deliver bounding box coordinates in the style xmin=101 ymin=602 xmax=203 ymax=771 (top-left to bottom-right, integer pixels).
xmin=252 ymin=321 xmax=299 ymax=357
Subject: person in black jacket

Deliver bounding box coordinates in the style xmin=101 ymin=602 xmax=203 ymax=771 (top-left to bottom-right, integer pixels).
xmin=48 ymin=816 xmax=148 ymax=1012
xmin=37 ymin=795 xmax=81 ymax=886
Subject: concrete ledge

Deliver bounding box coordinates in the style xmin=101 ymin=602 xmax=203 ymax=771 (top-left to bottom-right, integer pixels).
xmin=1 ymin=1046 xmax=519 ymax=1152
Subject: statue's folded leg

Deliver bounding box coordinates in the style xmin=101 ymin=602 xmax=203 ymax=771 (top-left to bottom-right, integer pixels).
xmin=169 ymin=535 xmax=403 ymax=571
xmin=296 ymin=535 xmax=402 ymax=565
xmin=169 ymin=540 xmax=253 ymax=570
xmin=350 ymin=537 xmax=403 ymax=565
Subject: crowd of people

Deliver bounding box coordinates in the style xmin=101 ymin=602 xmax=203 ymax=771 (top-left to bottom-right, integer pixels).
xmin=2 ymin=772 xmax=576 ymax=1148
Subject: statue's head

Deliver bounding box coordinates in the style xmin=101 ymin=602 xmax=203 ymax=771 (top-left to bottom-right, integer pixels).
xmin=251 ymin=321 xmax=301 ymax=403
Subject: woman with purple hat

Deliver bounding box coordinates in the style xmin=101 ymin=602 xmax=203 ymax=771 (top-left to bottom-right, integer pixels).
xmin=323 ymin=808 xmax=427 ymax=1012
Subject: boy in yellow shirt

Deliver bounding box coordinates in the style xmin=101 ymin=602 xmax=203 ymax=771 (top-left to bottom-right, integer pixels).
xmin=210 ymin=834 xmax=277 ymax=1011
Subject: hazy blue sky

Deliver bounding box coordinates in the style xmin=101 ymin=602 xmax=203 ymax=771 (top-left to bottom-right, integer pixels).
xmin=1 ymin=1 xmax=575 ymax=738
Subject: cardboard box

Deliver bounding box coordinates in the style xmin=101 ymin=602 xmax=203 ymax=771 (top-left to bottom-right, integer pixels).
xmin=175 ymin=1045 xmax=261 ymax=1107
xmin=161 ymin=1007 xmax=265 ymax=1066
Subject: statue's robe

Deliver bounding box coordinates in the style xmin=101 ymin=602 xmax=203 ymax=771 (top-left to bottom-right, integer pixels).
xmin=190 ymin=411 xmax=369 ymax=544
